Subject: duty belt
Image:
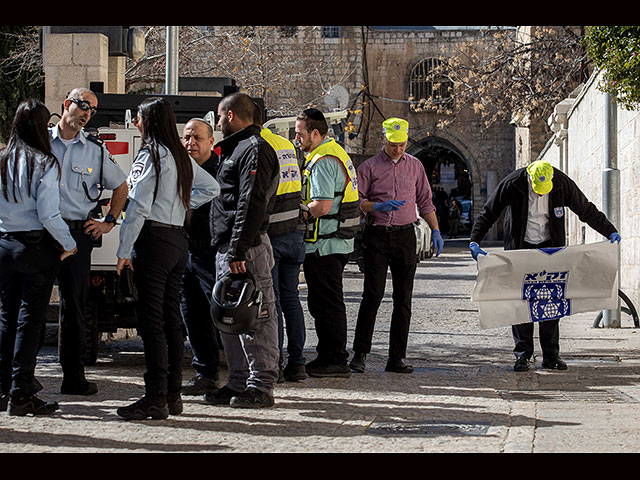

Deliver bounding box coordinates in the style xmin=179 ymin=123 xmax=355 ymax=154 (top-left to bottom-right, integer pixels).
xmin=64 ymin=219 xmax=88 ymax=230
xmin=144 ymin=220 xmax=184 ymax=230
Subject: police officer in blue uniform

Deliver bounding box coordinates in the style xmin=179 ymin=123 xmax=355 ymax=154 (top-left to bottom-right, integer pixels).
xmin=115 ymin=97 xmax=219 ymax=421
xmin=0 ymin=99 xmax=78 ymax=416
xmin=49 ymin=88 xmax=128 ymax=396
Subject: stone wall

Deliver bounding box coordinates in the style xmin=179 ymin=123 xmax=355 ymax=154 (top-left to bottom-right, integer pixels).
xmin=539 ymin=70 xmax=640 ymax=317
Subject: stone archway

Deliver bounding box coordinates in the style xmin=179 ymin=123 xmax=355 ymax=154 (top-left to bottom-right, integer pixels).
xmin=407 ymin=136 xmax=474 ymax=238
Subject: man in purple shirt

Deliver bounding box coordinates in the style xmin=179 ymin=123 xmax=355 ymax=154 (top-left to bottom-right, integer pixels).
xmin=350 ymin=118 xmax=444 ymax=374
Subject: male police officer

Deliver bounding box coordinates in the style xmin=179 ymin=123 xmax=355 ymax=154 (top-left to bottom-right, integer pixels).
xmin=49 ymin=88 xmax=128 ymax=395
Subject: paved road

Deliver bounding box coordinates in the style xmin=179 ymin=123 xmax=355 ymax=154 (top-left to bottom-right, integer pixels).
xmin=2 ymin=240 xmax=640 ymax=453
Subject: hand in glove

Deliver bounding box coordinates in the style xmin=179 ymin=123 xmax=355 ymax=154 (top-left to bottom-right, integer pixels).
xmin=431 ymin=229 xmax=444 ymax=257
xmin=609 ymin=232 xmax=621 ymax=244
xmin=373 ymin=200 xmax=406 ymax=212
xmin=469 ymin=242 xmax=487 ymax=261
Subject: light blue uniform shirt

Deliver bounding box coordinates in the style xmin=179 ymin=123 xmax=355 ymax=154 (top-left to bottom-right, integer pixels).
xmin=49 ymin=125 xmax=127 ymax=221
xmin=0 ymin=150 xmax=76 ymax=251
xmin=117 ymin=144 xmax=220 ymax=259
xmin=305 ymin=144 xmax=355 ymax=256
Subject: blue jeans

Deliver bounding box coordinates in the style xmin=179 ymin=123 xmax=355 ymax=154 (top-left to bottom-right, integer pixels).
xmin=179 ymin=246 xmax=220 ymax=380
xmin=270 ymin=230 xmax=306 ymax=367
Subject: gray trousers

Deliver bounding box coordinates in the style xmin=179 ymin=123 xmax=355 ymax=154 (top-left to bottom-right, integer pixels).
xmin=216 ymin=234 xmax=279 ymax=394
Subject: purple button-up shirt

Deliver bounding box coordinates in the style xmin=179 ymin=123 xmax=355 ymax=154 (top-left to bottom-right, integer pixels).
xmin=357 ymin=149 xmax=435 ymax=226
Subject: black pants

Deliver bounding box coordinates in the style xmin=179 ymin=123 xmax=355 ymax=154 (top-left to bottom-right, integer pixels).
xmin=0 ymin=231 xmax=60 ymax=397
xmin=132 ymin=224 xmax=188 ymax=399
xmin=353 ymin=226 xmax=417 ymax=360
xmin=303 ymin=251 xmax=349 ymax=366
xmin=512 ymin=239 xmax=560 ymax=361
xmin=179 ymin=245 xmax=220 ymax=380
xmin=57 ymin=228 xmax=93 ymax=382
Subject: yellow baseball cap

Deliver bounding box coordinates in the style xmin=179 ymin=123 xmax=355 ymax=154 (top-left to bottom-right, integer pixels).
xmin=527 ymin=160 xmax=554 ymax=195
xmin=382 ymin=118 xmax=409 ymax=143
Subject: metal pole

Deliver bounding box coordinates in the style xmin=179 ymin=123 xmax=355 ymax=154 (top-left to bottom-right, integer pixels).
xmin=166 ymin=26 xmax=179 ymax=95
xmin=602 ymin=92 xmax=621 ymax=327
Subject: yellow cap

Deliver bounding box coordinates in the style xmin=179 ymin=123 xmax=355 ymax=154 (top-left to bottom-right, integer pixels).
xmin=382 ymin=118 xmax=409 ymax=143
xmin=527 ymin=160 xmax=554 ymax=195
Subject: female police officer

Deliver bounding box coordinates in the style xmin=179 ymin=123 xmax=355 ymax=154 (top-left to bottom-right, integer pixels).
xmin=114 ymin=98 xmax=219 ymax=420
xmin=0 ymin=99 xmax=77 ymax=416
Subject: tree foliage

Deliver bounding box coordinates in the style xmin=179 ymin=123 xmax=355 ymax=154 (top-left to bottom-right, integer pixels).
xmin=0 ymin=26 xmax=43 ymax=144
xmin=416 ymin=26 xmax=590 ymax=129
xmin=584 ymin=26 xmax=640 ymax=110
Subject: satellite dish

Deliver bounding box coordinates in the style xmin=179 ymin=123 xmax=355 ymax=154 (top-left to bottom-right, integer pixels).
xmin=325 ymin=85 xmax=349 ymax=111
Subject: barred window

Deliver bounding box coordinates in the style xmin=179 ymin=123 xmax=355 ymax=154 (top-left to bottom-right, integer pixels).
xmin=409 ymin=58 xmax=453 ymax=107
xmin=322 ymin=26 xmax=340 ymax=38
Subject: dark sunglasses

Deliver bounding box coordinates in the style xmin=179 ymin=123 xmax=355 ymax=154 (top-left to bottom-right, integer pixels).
xmin=69 ymin=98 xmax=98 ymax=116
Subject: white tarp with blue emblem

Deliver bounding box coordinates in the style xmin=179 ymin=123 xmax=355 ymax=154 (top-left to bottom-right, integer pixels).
xmin=472 ymin=241 xmax=619 ymax=329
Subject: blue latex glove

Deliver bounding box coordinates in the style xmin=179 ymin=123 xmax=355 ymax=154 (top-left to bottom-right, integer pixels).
xmin=469 ymin=242 xmax=487 ymax=261
xmin=431 ymin=229 xmax=444 ymax=257
xmin=373 ymin=200 xmax=406 ymax=212
xmin=609 ymin=232 xmax=621 ymax=244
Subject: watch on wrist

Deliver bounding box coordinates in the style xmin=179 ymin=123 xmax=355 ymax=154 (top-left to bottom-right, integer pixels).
xmin=104 ymin=214 xmax=118 ymax=226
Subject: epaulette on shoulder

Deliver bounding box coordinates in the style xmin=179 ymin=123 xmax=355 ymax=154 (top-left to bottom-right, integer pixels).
xmin=86 ymin=132 xmax=104 ymax=147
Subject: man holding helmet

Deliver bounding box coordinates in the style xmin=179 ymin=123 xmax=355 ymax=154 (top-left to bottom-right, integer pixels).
xmin=206 ymin=93 xmax=280 ymax=408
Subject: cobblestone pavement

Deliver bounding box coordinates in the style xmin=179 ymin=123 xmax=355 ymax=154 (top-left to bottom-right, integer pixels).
xmin=2 ymin=241 xmax=640 ymax=453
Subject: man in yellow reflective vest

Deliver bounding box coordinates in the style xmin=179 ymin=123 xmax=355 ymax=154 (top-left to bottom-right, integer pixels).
xmin=255 ymin=109 xmax=308 ymax=383
xmin=295 ymin=108 xmax=360 ymax=378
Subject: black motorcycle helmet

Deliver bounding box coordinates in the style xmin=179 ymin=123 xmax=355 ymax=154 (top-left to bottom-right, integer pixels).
xmin=210 ymin=270 xmax=263 ymax=335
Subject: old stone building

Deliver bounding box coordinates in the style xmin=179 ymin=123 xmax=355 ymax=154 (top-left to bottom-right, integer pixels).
xmin=267 ymin=26 xmax=515 ymax=238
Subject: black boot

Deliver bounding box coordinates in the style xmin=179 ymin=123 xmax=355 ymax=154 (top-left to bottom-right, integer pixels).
xmin=8 ymin=394 xmax=59 ymax=416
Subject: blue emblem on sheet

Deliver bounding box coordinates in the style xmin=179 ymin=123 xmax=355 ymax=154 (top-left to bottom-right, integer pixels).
xmin=522 ymin=270 xmax=571 ymax=322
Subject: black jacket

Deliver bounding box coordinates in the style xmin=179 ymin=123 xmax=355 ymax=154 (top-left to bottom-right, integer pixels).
xmin=185 ymin=151 xmax=219 ymax=249
xmin=210 ymin=125 xmax=278 ymax=261
xmin=471 ymin=167 xmax=617 ymax=251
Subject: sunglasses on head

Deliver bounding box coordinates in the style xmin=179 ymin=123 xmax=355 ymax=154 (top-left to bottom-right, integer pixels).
xmin=69 ymin=98 xmax=98 ymax=116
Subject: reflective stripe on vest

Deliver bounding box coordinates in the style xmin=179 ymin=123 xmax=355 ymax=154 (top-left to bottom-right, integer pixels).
xmin=302 ymin=138 xmax=360 ymax=243
xmin=261 ymin=128 xmax=302 ymax=236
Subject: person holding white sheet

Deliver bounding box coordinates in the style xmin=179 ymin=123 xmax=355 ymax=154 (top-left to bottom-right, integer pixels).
xmin=469 ymin=160 xmax=620 ymax=372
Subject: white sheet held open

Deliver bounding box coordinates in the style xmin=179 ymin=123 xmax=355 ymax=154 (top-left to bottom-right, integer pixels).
xmin=471 ymin=241 xmax=619 ymax=329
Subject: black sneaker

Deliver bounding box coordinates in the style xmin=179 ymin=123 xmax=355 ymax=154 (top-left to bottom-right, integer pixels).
xmin=306 ymin=363 xmax=351 ymax=378
xmin=0 ymin=394 xmax=8 ymax=412
xmin=230 ymin=387 xmax=274 ymax=409
xmin=8 ymin=394 xmax=59 ymax=416
xmin=116 ymin=396 xmax=169 ymax=420
xmin=202 ymin=386 xmax=239 ymax=406
xmin=514 ymin=356 xmax=530 ymax=372
xmin=349 ymin=352 xmax=366 ymax=373
xmin=181 ymin=375 xmax=218 ymax=396
xmin=283 ymin=363 xmax=307 ymax=382
xmin=60 ymin=380 xmax=98 ymax=396
xmin=167 ymin=392 xmax=183 ymax=415
xmin=542 ymin=357 xmax=568 ymax=370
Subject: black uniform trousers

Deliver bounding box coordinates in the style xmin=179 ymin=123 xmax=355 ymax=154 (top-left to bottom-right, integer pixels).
xmin=353 ymin=225 xmax=417 ymax=361
xmin=0 ymin=231 xmax=60 ymax=397
xmin=303 ymin=251 xmax=350 ymax=366
xmin=132 ymin=224 xmax=188 ymax=399
xmin=512 ymin=240 xmax=560 ymax=361
xmin=57 ymin=227 xmax=93 ymax=383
